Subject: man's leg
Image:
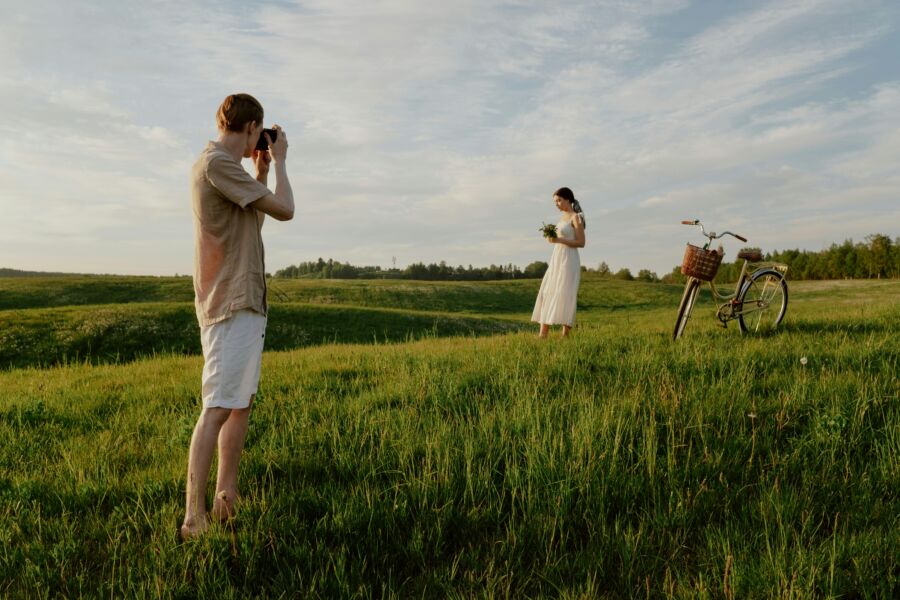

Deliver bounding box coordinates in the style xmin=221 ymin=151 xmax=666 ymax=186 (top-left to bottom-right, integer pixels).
xmin=210 ymin=395 xmax=255 ymax=522
xmin=181 ymin=407 xmax=231 ymax=539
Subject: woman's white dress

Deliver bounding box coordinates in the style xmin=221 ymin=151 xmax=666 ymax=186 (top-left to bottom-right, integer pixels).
xmin=531 ymin=215 xmax=581 ymax=326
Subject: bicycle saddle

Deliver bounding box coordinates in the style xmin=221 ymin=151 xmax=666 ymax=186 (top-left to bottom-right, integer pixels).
xmin=738 ymin=249 xmax=763 ymax=262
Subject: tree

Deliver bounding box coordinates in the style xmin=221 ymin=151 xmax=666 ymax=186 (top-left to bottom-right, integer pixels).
xmin=523 ymin=261 xmax=548 ymax=278
xmin=636 ymin=269 xmax=659 ymax=282
xmin=596 ymin=261 xmax=611 ymax=277
xmin=866 ymin=234 xmax=893 ymax=279
xmin=661 ymin=266 xmax=686 ymax=284
xmin=893 ymin=236 xmax=900 ymax=279
xmin=405 ymin=262 xmax=429 ymax=279
xmin=614 ymin=268 xmax=634 ymax=281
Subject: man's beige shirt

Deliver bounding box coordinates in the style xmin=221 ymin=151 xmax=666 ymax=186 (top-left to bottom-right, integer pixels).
xmin=192 ymin=141 xmax=270 ymax=327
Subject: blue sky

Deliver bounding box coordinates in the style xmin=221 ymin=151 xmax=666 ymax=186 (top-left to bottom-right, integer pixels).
xmin=1 ymin=0 xmax=898 ymax=276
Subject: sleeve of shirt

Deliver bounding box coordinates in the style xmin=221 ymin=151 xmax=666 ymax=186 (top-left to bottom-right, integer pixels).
xmin=206 ymin=155 xmax=271 ymax=208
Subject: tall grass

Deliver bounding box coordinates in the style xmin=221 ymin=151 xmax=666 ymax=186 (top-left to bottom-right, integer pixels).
xmin=0 ymin=276 xmax=684 ymax=369
xmin=0 ymin=279 xmax=897 ymax=597
xmin=0 ymin=302 xmax=524 ymax=370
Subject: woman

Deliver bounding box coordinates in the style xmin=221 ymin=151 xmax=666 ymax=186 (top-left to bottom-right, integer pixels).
xmin=532 ymin=187 xmax=586 ymax=338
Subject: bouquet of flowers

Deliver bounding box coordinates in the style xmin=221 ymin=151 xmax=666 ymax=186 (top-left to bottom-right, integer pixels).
xmin=539 ymin=222 xmax=558 ymax=239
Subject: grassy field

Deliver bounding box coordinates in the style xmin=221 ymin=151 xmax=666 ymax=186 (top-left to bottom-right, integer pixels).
xmin=0 ymin=274 xmax=677 ymax=315
xmin=0 ymin=276 xmax=897 ymax=597
xmin=0 ymin=275 xmax=678 ymax=370
xmin=0 ymin=302 xmax=526 ymax=370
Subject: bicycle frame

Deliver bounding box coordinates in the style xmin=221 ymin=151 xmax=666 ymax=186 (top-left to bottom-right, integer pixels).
xmin=679 ymin=219 xmax=788 ymax=326
xmin=704 ymin=261 xmax=789 ymax=324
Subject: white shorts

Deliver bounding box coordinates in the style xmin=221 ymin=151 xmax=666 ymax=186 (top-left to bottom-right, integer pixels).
xmin=200 ymin=309 xmax=267 ymax=409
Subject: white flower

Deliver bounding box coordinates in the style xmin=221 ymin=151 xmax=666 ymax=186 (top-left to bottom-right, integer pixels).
xmin=800 ymin=357 xmax=808 ymax=365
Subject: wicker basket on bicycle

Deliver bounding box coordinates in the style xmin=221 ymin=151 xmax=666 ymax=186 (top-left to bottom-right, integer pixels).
xmin=681 ymin=244 xmax=723 ymax=281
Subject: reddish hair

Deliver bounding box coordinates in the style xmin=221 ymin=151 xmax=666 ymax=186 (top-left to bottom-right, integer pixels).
xmin=216 ymin=93 xmax=264 ymax=132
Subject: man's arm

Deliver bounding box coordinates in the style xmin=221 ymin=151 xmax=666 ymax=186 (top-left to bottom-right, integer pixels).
xmin=255 ymin=162 xmax=267 ymax=227
xmin=250 ymin=162 xmax=293 ymax=221
xmin=250 ymin=125 xmax=294 ymax=221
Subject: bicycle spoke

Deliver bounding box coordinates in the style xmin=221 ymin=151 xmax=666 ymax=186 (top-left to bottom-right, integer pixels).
xmin=760 ymin=277 xmax=779 ymax=304
xmin=738 ymin=271 xmax=786 ymax=333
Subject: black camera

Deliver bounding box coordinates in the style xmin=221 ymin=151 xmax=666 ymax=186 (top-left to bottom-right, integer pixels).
xmin=255 ymin=128 xmax=277 ymax=152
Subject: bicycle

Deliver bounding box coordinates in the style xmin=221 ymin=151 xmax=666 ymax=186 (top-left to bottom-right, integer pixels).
xmin=673 ymin=219 xmax=789 ymax=340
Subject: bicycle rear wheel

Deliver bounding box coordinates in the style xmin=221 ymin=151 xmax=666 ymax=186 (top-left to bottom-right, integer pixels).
xmin=673 ymin=278 xmax=701 ymax=340
xmin=737 ymin=269 xmax=788 ymax=333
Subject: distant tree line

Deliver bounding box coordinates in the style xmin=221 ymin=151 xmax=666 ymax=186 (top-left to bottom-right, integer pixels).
xmin=585 ymin=261 xmax=663 ymax=283
xmin=272 ymin=234 xmax=899 ymax=283
xmin=274 ymin=259 xmax=550 ymax=281
xmin=0 ymin=268 xmax=84 ymax=278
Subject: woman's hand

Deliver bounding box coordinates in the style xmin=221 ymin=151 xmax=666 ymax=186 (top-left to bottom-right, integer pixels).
xmin=547 ymin=236 xmax=558 ymax=244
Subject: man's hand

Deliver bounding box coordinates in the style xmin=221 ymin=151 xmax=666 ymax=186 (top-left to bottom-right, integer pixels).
xmin=252 ymin=148 xmax=271 ymax=180
xmin=267 ymin=125 xmax=288 ymax=163
xmin=248 ymin=124 xmax=294 ymax=220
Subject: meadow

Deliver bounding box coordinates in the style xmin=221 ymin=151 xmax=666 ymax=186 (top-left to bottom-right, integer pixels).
xmin=0 ymin=275 xmax=897 ymax=598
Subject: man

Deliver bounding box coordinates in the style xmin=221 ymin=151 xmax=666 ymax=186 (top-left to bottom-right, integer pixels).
xmin=181 ymin=93 xmax=294 ymax=540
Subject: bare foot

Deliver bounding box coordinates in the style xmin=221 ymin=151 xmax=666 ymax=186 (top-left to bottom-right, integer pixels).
xmin=209 ymin=490 xmax=237 ymax=523
xmin=180 ymin=515 xmax=209 ymax=541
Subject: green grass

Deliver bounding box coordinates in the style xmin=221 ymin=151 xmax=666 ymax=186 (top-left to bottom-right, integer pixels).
xmin=267 ymin=277 xmax=681 ymax=318
xmin=0 ymin=273 xmax=680 ymax=317
xmin=0 ymin=276 xmax=680 ymax=370
xmin=0 ymin=302 xmax=524 ymax=370
xmin=0 ymin=275 xmax=196 ymax=310
xmin=0 ymin=277 xmax=897 ymax=597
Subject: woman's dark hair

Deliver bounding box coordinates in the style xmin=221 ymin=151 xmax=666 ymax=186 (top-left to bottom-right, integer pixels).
xmin=554 ymin=187 xmax=586 ymax=228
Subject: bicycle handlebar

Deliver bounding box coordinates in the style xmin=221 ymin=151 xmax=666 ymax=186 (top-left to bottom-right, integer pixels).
xmin=718 ymin=230 xmax=747 ymax=242
xmin=681 ymin=219 xmax=749 ymax=243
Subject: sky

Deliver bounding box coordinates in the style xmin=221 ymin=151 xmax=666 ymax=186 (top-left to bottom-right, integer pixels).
xmin=1 ymin=0 xmax=898 ymax=277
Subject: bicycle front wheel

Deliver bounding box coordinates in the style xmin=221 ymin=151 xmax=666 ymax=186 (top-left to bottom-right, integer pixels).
xmin=673 ymin=278 xmax=701 ymax=340
xmin=737 ymin=269 xmax=788 ymax=333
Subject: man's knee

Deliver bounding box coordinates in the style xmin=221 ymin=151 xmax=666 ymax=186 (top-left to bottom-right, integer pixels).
xmin=200 ymin=407 xmax=231 ymax=427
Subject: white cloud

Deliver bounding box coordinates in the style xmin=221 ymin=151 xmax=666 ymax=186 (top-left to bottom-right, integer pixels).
xmin=0 ymin=0 xmax=897 ymax=277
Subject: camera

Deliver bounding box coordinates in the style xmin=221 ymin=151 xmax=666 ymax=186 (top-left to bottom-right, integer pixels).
xmin=255 ymin=128 xmax=278 ymax=152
